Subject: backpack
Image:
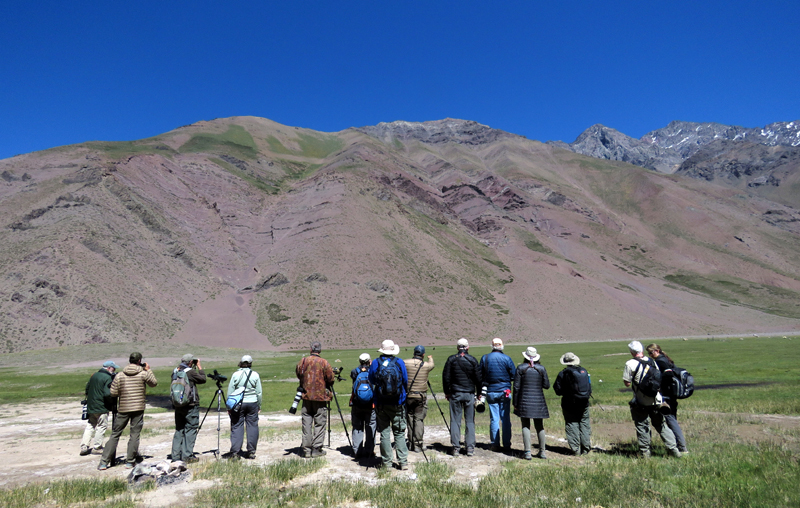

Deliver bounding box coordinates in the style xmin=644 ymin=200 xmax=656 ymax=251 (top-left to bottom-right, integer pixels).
xmin=568 ymin=366 xmax=592 ymax=401
xmin=352 ymin=369 xmax=373 ymax=406
xmin=633 ymin=358 xmax=661 ymax=398
xmin=666 ymin=366 xmax=695 ymax=399
xmin=375 ymin=356 xmax=403 ymax=403
xmin=170 ymin=369 xmax=192 ymax=408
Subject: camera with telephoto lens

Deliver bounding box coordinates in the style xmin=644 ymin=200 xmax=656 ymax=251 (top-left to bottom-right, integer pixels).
xmin=332 ymin=366 xmax=345 ymax=382
xmin=81 ymin=399 xmax=88 ymax=420
xmin=289 ymin=386 xmax=304 ymax=414
xmin=475 ymin=386 xmax=487 ymax=413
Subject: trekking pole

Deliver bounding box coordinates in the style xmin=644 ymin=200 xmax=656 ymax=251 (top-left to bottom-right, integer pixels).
xmin=590 ymin=394 xmax=606 ymax=412
xmin=331 ymin=385 xmax=355 ymax=454
xmin=427 ymin=381 xmax=450 ymax=434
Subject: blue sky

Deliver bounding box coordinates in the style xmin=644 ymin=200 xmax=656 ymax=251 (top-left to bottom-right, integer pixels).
xmin=1 ymin=1 xmax=798 ymax=160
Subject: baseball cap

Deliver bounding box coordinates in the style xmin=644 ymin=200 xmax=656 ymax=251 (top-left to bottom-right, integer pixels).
xmin=103 ymin=360 xmax=121 ymax=370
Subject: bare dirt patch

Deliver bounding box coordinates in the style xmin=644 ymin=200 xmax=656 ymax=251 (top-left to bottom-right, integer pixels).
xmin=2 ymin=400 xmax=798 ymax=506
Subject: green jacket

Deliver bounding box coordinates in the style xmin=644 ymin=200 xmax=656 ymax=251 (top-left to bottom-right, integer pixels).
xmin=85 ymin=369 xmax=116 ymax=414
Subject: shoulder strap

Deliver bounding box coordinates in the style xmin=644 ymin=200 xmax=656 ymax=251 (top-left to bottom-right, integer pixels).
xmin=236 ymin=369 xmax=254 ymax=390
xmin=409 ymin=359 xmax=424 ymax=387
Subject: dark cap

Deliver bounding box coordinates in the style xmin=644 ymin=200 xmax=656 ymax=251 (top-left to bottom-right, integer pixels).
xmin=311 ymin=341 xmax=322 ymax=353
xmin=129 ymin=352 xmax=143 ymax=364
xmin=413 ymin=345 xmax=425 ymax=357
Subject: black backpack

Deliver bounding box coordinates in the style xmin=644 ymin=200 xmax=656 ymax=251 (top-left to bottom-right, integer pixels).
xmin=569 ymin=366 xmax=592 ymax=401
xmin=666 ymin=366 xmax=695 ymax=399
xmin=375 ymin=356 xmax=403 ymax=403
xmin=633 ymin=358 xmax=661 ymax=397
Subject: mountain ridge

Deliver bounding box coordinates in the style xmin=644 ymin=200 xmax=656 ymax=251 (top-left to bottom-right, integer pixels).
xmin=1 ymin=116 xmax=799 ymax=353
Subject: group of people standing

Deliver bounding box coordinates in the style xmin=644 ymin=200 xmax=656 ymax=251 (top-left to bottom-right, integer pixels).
xmin=81 ymin=338 xmax=688 ymax=471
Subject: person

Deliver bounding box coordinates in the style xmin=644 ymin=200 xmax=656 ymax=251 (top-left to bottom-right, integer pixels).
xmin=405 ymin=345 xmax=434 ymax=453
xmin=479 ymin=338 xmax=515 ymax=452
xmin=513 ymin=347 xmax=550 ymax=460
xmin=368 ymin=339 xmax=410 ymax=469
xmin=296 ymin=342 xmax=334 ymax=458
xmin=98 ymin=352 xmax=158 ymax=470
xmin=223 ymin=355 xmax=262 ymax=459
xmin=442 ymin=338 xmax=482 ymax=457
xmin=553 ymin=352 xmax=592 ymax=456
xmin=80 ymin=360 xmax=120 ymax=456
xmin=623 ymin=341 xmax=681 ymax=458
xmin=350 ymin=353 xmax=376 ymax=458
xmin=171 ymin=353 xmax=207 ymax=463
xmin=646 ymin=343 xmax=688 ymax=454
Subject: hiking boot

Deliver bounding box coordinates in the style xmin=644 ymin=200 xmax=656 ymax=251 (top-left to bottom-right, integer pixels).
xmin=80 ymin=446 xmax=91 ymax=456
xmin=221 ymin=451 xmax=240 ymax=460
xmin=185 ymin=457 xmax=199 ymax=464
xmin=97 ymin=462 xmax=110 ymax=471
xmin=92 ymin=447 xmax=104 ymax=455
xmin=449 ymin=447 xmax=459 ymax=456
xmin=124 ymin=462 xmax=135 ymax=469
xmin=538 ymin=451 xmax=547 ymax=459
xmin=398 ymin=463 xmax=409 ymax=471
xmin=311 ymin=448 xmax=327 ymax=457
xmin=669 ymin=449 xmax=682 ymax=458
xmin=243 ymin=451 xmax=256 ymax=460
xmin=466 ymin=449 xmax=474 ymax=457
xmin=523 ymin=452 xmax=532 ymax=460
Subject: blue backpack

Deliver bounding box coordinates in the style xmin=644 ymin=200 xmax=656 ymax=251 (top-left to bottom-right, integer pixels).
xmin=352 ymin=369 xmax=373 ymax=406
xmin=375 ymin=356 xmax=403 ymax=403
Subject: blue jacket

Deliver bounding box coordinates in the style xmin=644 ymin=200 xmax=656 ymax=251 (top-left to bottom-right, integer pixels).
xmin=480 ymin=350 xmax=516 ymax=392
xmin=368 ymin=355 xmax=408 ymax=405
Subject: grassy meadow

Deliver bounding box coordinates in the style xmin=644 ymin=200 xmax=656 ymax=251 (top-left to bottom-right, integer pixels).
xmin=1 ymin=335 xmax=798 ymax=507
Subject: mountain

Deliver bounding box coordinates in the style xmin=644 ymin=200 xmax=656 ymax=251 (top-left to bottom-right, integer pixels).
xmin=2 ymin=116 xmax=800 ymax=353
xmin=550 ymin=120 xmax=800 ymax=208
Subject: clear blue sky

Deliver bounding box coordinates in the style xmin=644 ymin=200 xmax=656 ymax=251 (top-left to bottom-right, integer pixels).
xmin=1 ymin=1 xmax=798 ymax=160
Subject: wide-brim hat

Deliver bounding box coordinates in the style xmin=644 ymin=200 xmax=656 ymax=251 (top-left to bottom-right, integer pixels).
xmin=378 ymin=340 xmax=400 ymax=355
xmin=560 ymin=352 xmax=580 ymax=366
xmin=522 ymin=347 xmax=540 ymax=362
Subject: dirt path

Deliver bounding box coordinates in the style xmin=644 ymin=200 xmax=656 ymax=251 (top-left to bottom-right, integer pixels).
xmin=1 ymin=400 xmax=796 ymax=506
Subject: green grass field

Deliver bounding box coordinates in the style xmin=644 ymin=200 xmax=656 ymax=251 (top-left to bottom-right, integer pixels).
xmin=1 ymin=335 xmax=798 ymax=507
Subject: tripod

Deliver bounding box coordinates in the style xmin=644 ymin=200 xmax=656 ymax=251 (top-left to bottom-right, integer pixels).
xmin=428 ymin=380 xmax=450 ymax=434
xmin=330 ymin=372 xmax=354 ymax=454
xmin=199 ymin=378 xmax=225 ymax=459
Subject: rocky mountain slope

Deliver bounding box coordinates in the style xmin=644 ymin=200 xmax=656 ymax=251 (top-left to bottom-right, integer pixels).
xmin=549 ymin=120 xmax=800 ymax=208
xmin=2 ymin=117 xmax=800 ymax=353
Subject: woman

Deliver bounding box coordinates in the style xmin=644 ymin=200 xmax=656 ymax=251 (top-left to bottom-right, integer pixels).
xmin=224 ymin=355 xmax=263 ymax=459
xmin=646 ymin=343 xmax=688 ymax=453
xmin=513 ymin=347 xmax=550 ymax=460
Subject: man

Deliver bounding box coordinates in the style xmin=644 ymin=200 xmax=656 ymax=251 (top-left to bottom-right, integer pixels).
xmin=296 ymin=341 xmax=334 ymax=458
xmin=98 ymin=352 xmax=158 ymax=470
xmin=442 ymin=338 xmax=482 ymax=457
xmin=479 ymin=338 xmax=515 ymax=452
xmin=623 ymin=341 xmax=681 ymax=458
xmin=405 ymin=345 xmax=434 ymax=453
xmin=553 ymin=352 xmax=592 ymax=456
xmin=368 ymin=339 xmax=409 ymax=469
xmin=80 ymin=360 xmax=120 ymax=456
xmin=171 ymin=353 xmax=207 ymax=463
xmin=350 ymin=353 xmax=376 ymax=458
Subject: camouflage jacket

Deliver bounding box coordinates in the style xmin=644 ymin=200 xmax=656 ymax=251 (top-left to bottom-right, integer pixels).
xmin=296 ymin=353 xmax=334 ymax=402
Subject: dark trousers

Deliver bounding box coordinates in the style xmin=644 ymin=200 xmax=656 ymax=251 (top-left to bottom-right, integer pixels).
xmin=406 ymin=396 xmax=428 ymax=450
xmin=101 ymin=411 xmax=144 ymax=466
xmin=172 ymin=405 xmax=200 ymax=461
xmin=229 ymin=402 xmax=259 ymax=454
xmin=351 ymin=405 xmax=376 ymax=457
xmin=449 ymin=392 xmax=475 ymax=452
